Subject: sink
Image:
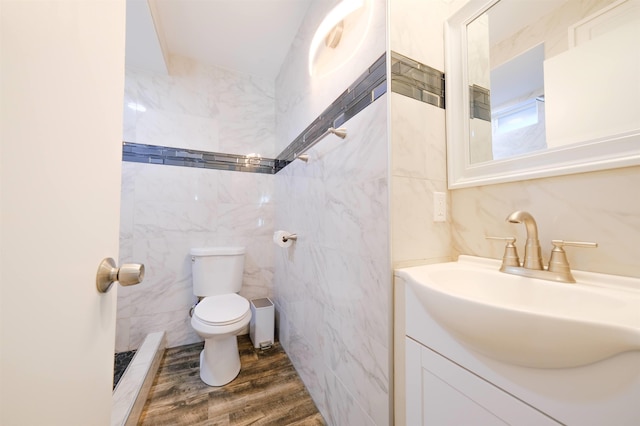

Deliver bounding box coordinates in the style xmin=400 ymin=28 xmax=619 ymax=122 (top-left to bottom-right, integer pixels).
xmin=397 ymin=256 xmax=640 ymax=368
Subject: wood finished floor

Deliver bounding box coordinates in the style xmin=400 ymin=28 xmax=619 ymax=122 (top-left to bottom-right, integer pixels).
xmin=139 ymin=335 xmax=326 ymax=425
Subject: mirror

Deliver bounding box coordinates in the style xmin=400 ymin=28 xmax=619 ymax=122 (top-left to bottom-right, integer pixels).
xmin=445 ymin=0 xmax=640 ymax=188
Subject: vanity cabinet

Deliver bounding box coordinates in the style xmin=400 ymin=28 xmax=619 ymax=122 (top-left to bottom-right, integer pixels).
xmin=405 ymin=337 xmax=559 ymax=425
xmin=395 ymin=270 xmax=640 ymax=426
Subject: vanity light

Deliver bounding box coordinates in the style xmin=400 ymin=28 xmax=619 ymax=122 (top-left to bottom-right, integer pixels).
xmin=308 ymin=0 xmax=364 ymax=76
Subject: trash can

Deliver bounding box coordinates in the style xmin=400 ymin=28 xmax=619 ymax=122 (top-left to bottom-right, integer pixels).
xmin=249 ymin=298 xmax=275 ymax=350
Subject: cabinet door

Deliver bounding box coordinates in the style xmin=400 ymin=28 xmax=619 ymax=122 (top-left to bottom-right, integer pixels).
xmin=405 ymin=338 xmax=560 ymax=426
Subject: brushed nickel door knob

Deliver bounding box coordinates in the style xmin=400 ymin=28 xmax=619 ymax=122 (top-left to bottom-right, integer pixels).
xmin=96 ymin=257 xmax=145 ymax=293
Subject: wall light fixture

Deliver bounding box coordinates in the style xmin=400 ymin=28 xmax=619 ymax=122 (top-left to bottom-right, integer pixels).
xmin=308 ymin=0 xmax=365 ymax=76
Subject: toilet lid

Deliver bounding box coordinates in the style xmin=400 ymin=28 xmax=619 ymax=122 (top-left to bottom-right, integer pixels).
xmin=194 ymin=294 xmax=249 ymax=326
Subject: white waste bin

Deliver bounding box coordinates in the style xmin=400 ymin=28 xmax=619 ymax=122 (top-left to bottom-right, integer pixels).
xmin=249 ymin=298 xmax=275 ymax=349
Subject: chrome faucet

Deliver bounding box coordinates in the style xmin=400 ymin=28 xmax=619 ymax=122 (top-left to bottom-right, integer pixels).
xmin=487 ymin=210 xmax=598 ymax=283
xmin=506 ymin=211 xmax=543 ymax=270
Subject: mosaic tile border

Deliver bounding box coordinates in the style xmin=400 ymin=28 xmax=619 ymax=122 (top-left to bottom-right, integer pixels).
xmin=276 ymin=53 xmax=387 ymax=164
xmin=122 ymin=54 xmax=387 ymax=174
xmin=122 ymin=142 xmax=282 ymax=174
xmin=390 ymin=51 xmax=445 ymax=108
xmin=470 ymin=84 xmax=491 ymax=121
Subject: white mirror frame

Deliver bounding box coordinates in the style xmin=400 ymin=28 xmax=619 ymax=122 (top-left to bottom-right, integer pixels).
xmin=445 ymin=0 xmax=640 ymax=189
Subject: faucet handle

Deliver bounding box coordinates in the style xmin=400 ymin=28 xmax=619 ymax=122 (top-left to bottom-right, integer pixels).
xmin=551 ymin=240 xmax=598 ymax=249
xmin=486 ymin=236 xmax=520 ymax=267
xmin=548 ymin=240 xmax=598 ymax=276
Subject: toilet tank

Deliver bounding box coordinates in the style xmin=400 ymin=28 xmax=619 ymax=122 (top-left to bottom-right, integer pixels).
xmin=190 ymin=247 xmax=245 ymax=297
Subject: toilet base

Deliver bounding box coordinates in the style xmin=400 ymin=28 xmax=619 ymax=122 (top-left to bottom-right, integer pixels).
xmin=199 ymin=335 xmax=241 ymax=386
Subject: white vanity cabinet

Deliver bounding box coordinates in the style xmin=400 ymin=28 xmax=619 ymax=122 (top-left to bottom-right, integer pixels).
xmin=394 ymin=271 xmax=640 ymax=426
xmin=405 ymin=337 xmax=559 ymax=425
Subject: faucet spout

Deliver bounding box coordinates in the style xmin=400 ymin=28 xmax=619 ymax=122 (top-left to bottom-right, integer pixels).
xmin=506 ymin=211 xmax=543 ymax=270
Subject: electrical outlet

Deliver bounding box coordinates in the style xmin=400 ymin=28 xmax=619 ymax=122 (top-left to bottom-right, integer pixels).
xmin=433 ymin=192 xmax=446 ymax=222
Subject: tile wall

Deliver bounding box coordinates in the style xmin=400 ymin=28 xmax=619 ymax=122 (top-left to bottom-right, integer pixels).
xmin=389 ymin=0 xmax=457 ymax=269
xmin=451 ymin=166 xmax=640 ymax=279
xmin=117 ymin=55 xmax=276 ymax=351
xmin=124 ymin=55 xmax=276 ymax=157
xmin=274 ymin=0 xmax=391 ymax=424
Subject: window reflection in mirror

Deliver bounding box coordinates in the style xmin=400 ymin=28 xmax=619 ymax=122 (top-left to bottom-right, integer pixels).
xmin=466 ymin=0 xmax=640 ymax=165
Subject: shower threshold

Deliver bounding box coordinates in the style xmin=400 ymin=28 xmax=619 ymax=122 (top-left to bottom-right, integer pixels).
xmin=112 ymin=332 xmax=165 ymax=426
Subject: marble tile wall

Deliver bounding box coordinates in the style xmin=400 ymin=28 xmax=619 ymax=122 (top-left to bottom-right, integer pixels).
xmin=275 ymin=0 xmax=388 ymax=154
xmin=117 ymin=56 xmax=276 ymax=352
xmin=274 ymin=0 xmax=391 ymax=424
xmin=389 ymin=0 xmax=456 ymax=269
xmin=117 ymin=163 xmax=275 ymax=351
xmin=450 ymin=166 xmax=640 ymax=279
xmin=275 ymin=96 xmax=390 ymax=425
xmin=124 ymin=54 xmax=276 ymax=158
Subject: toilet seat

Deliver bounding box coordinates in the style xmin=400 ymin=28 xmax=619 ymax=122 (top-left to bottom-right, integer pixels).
xmin=194 ymin=294 xmax=250 ymax=326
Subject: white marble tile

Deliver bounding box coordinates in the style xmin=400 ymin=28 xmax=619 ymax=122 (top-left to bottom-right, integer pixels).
xmin=132 ymin=198 xmax=219 ymax=240
xmin=129 ymin=310 xmax=199 ymax=350
xmin=132 ymin=162 xmax=219 ymax=203
xmin=122 ymin=77 xmax=138 ymax=143
xmin=451 ymin=166 xmax=640 ymax=278
xmin=119 ymin=161 xmax=275 ymax=349
xmin=317 ymin=96 xmax=388 ymax=185
xmin=391 ymin=176 xmax=451 ymax=265
xmin=135 ymin=109 xmax=220 ymax=152
xmin=216 ymin=203 xmax=274 ymax=237
xmin=321 ymin=371 xmax=377 ymax=426
xmin=390 ymin=0 xmax=449 ymax=71
xmin=125 ymin=54 xmax=275 ymax=156
xmin=319 ymin=177 xmax=389 ymax=258
xmin=321 ymin=303 xmax=389 ymax=424
xmin=391 ymin=93 xmax=447 ymax=181
xmin=217 ymin=172 xmax=274 ymax=205
xmin=279 ymin=318 xmax=329 ymax=420
xmin=272 ymin=2 xmax=392 ymax=421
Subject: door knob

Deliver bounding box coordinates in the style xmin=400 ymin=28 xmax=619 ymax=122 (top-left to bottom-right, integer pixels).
xmin=96 ymin=257 xmax=145 ymax=293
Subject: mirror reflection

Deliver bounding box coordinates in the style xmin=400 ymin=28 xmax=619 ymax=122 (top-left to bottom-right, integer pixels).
xmin=466 ymin=0 xmax=640 ymax=164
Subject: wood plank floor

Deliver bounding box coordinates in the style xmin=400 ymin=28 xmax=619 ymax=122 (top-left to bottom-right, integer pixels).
xmin=139 ymin=335 xmax=325 ymax=425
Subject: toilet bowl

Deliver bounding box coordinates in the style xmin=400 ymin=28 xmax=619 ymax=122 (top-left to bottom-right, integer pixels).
xmin=191 ymin=294 xmax=251 ymax=386
xmin=189 ymin=247 xmax=251 ymax=386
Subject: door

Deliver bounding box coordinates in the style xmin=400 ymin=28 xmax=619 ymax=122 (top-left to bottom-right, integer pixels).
xmin=1 ymin=1 xmax=126 ymax=425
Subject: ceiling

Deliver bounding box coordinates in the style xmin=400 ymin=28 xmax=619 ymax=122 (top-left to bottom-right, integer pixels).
xmin=125 ymin=0 xmax=318 ymax=79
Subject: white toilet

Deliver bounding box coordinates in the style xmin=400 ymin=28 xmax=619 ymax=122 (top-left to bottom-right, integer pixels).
xmin=190 ymin=246 xmax=252 ymax=386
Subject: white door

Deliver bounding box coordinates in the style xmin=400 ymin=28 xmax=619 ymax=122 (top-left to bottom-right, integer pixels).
xmin=1 ymin=1 xmax=126 ymax=425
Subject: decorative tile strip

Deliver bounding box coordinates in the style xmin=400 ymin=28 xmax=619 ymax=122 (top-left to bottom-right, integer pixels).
xmin=390 ymin=51 xmax=445 ymax=108
xmin=122 ymin=142 xmax=279 ymax=174
xmin=275 ymin=53 xmax=387 ymax=166
xmin=470 ymin=84 xmax=491 ymax=121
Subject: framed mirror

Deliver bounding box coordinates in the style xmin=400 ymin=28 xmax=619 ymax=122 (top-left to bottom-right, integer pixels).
xmin=445 ymin=0 xmax=640 ymax=188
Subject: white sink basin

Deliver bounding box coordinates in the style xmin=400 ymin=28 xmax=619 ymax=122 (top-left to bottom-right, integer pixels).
xmin=397 ymin=256 xmax=640 ymax=368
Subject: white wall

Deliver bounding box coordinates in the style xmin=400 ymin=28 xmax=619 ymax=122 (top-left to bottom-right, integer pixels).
xmin=117 ymin=56 xmax=276 ymax=351
xmin=274 ymin=0 xmax=391 ymax=424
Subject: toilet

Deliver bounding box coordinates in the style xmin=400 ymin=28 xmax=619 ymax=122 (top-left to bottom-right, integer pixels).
xmin=190 ymin=246 xmax=251 ymax=386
